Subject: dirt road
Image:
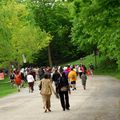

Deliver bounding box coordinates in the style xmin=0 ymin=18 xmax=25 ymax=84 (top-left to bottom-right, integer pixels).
xmin=0 ymin=75 xmax=120 ymax=120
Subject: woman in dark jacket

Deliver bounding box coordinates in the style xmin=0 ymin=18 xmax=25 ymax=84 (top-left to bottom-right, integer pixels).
xmin=58 ymin=72 xmax=71 ymax=111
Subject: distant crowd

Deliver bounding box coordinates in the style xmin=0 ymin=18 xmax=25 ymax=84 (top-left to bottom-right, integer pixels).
xmin=9 ymin=63 xmax=94 ymax=91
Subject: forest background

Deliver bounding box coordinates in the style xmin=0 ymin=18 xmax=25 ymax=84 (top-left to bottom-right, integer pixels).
xmin=0 ymin=0 xmax=120 ymax=73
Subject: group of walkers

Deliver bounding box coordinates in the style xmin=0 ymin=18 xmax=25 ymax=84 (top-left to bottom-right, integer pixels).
xmin=9 ymin=63 xmax=94 ymax=113
xmin=38 ymin=64 xmax=93 ymax=113
xmin=9 ymin=67 xmax=39 ymax=92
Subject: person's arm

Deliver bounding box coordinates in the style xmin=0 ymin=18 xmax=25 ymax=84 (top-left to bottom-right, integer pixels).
xmin=39 ymin=80 xmax=42 ymax=90
xmin=49 ymin=80 xmax=55 ymax=94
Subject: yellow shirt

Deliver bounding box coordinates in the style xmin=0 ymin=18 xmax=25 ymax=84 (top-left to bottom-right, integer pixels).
xmin=68 ymin=70 xmax=77 ymax=82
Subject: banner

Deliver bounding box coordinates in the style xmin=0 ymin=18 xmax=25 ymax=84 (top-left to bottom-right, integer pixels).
xmin=0 ymin=72 xmax=4 ymax=80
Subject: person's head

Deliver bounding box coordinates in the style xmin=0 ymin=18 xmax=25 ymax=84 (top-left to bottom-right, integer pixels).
xmin=55 ymin=69 xmax=58 ymax=73
xmin=44 ymin=73 xmax=50 ymax=79
xmin=71 ymin=68 xmax=73 ymax=71
xmin=16 ymin=70 xmax=20 ymax=75
xmin=28 ymin=70 xmax=32 ymax=75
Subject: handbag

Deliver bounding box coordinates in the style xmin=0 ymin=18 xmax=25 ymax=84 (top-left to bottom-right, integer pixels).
xmin=60 ymin=86 xmax=68 ymax=91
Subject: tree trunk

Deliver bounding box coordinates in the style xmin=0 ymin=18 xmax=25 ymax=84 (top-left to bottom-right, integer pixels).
xmin=94 ymin=49 xmax=98 ymax=69
xmin=48 ymin=44 xmax=52 ymax=67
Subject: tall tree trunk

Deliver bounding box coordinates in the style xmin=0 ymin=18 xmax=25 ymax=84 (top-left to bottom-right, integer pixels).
xmin=94 ymin=48 xmax=98 ymax=69
xmin=94 ymin=53 xmax=97 ymax=68
xmin=48 ymin=44 xmax=52 ymax=67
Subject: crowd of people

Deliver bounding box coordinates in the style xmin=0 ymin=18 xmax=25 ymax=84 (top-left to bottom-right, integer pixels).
xmin=9 ymin=63 xmax=94 ymax=112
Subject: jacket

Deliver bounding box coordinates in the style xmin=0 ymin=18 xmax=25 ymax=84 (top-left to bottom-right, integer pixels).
xmin=39 ymin=78 xmax=55 ymax=95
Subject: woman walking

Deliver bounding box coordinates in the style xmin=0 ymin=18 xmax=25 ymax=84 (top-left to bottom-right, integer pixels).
xmin=27 ymin=71 xmax=35 ymax=93
xmin=14 ymin=71 xmax=22 ymax=92
xmin=39 ymin=73 xmax=56 ymax=113
xmin=57 ymin=72 xmax=71 ymax=111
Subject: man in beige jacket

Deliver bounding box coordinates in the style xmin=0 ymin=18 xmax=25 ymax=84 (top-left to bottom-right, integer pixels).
xmin=39 ymin=73 xmax=56 ymax=113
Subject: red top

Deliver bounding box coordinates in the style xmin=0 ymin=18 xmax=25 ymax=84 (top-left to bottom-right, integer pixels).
xmin=15 ymin=74 xmax=22 ymax=85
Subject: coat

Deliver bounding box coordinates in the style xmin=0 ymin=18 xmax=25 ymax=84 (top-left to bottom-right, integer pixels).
xmin=39 ymin=78 xmax=55 ymax=95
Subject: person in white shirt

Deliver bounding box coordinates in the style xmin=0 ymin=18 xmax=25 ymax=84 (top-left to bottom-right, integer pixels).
xmin=27 ymin=71 xmax=35 ymax=93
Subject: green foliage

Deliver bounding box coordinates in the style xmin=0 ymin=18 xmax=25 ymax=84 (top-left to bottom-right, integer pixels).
xmin=68 ymin=54 xmax=120 ymax=80
xmin=0 ymin=0 xmax=51 ymax=67
xmin=71 ymin=0 xmax=120 ymax=69
xmin=32 ymin=0 xmax=81 ymax=65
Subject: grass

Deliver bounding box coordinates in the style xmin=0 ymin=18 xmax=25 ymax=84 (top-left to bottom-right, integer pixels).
xmin=0 ymin=76 xmax=28 ymax=98
xmin=0 ymin=77 xmax=17 ymax=98
xmin=64 ymin=54 xmax=99 ymax=68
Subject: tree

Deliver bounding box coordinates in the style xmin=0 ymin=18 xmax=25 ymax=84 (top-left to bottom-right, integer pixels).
xmin=0 ymin=0 xmax=51 ymax=67
xmin=32 ymin=0 xmax=81 ymax=66
xmin=71 ymin=0 xmax=120 ymax=69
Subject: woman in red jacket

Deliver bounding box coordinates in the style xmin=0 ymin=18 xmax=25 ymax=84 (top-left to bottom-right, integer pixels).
xmin=15 ymin=71 xmax=22 ymax=92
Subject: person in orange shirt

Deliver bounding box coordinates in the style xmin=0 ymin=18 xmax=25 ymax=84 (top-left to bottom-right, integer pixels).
xmin=68 ymin=68 xmax=77 ymax=90
xmin=14 ymin=71 xmax=22 ymax=92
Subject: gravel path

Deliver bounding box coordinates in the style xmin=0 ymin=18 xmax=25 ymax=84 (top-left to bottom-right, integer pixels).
xmin=0 ymin=75 xmax=120 ymax=120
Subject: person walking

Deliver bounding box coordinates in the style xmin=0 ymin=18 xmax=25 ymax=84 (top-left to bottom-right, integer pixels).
xmin=39 ymin=73 xmax=56 ymax=113
xmin=89 ymin=63 xmax=94 ymax=76
xmin=78 ymin=64 xmax=83 ymax=79
xmin=68 ymin=68 xmax=77 ymax=90
xmin=52 ymin=68 xmax=61 ymax=96
xmin=26 ymin=71 xmax=35 ymax=93
xmin=14 ymin=71 xmax=22 ymax=92
xmin=57 ymin=72 xmax=71 ymax=111
xmin=9 ymin=70 xmax=15 ymax=87
xmin=81 ymin=72 xmax=87 ymax=90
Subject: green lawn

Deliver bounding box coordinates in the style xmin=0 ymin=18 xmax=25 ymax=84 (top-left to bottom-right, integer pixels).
xmin=64 ymin=54 xmax=99 ymax=69
xmin=0 ymin=77 xmax=17 ymax=98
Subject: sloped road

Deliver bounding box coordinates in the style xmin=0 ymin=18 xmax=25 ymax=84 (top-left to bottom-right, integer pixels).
xmin=0 ymin=76 xmax=120 ymax=120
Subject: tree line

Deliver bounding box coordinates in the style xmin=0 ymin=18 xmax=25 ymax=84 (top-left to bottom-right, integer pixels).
xmin=0 ymin=0 xmax=120 ymax=70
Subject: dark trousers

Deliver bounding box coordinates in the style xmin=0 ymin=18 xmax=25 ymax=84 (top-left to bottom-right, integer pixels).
xmin=59 ymin=91 xmax=70 ymax=109
xmin=78 ymin=72 xmax=82 ymax=78
xmin=28 ymin=82 xmax=34 ymax=92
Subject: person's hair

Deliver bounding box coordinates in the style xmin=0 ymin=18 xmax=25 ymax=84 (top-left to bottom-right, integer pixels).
xmin=44 ymin=73 xmax=49 ymax=79
xmin=55 ymin=69 xmax=58 ymax=73
xmin=71 ymin=68 xmax=73 ymax=70
xmin=16 ymin=70 xmax=20 ymax=74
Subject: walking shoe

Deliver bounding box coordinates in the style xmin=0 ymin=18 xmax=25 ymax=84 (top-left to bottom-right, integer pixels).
xmin=44 ymin=109 xmax=47 ymax=113
xmin=48 ymin=109 xmax=51 ymax=112
xmin=66 ymin=108 xmax=70 ymax=110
